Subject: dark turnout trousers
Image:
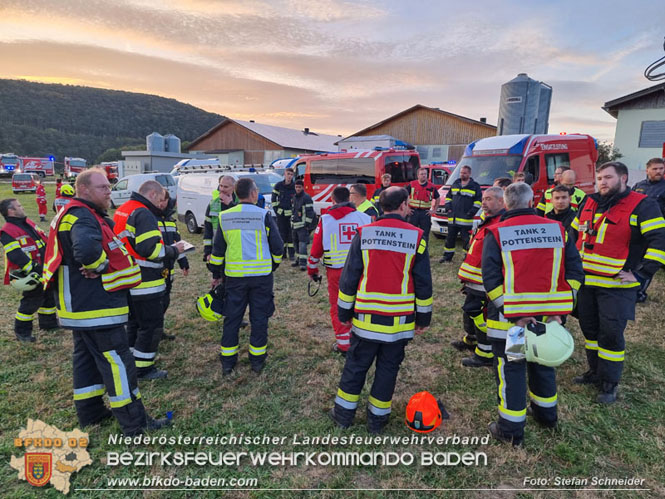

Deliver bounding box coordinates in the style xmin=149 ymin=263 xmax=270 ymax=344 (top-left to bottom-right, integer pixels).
xmin=276 ymin=214 xmax=294 ymax=259
xmin=577 ymin=285 xmax=636 ymax=385
xmin=73 ymin=326 xmax=147 ymax=435
xmin=14 ymin=286 xmax=58 ymax=338
xmin=127 ymin=296 xmax=165 ymax=375
xmin=220 ymin=274 xmax=275 ymax=371
xmin=442 ymin=224 xmax=471 ymax=261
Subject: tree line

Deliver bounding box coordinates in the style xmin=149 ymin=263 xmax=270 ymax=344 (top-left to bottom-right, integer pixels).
xmin=0 ymin=79 xmax=223 ymax=164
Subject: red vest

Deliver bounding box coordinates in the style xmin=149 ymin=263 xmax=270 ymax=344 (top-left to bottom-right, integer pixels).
xmin=576 ymin=191 xmax=645 ymax=278
xmin=43 ymin=199 xmax=141 ymax=292
xmin=489 ymin=214 xmax=572 ymax=318
xmin=113 ymin=199 xmax=163 ymax=262
xmin=458 ymin=214 xmax=501 ymax=285
xmin=408 ymin=180 xmax=437 ymax=209
xmin=354 ymin=218 xmax=424 ymax=316
xmin=1 ymin=219 xmax=47 ymax=284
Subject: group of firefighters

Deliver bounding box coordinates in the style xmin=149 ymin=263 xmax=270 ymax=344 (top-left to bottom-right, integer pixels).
xmin=2 ymin=156 xmax=665 ymax=442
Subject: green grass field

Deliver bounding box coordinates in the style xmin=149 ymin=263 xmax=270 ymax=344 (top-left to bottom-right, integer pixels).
xmin=1 ymin=181 xmax=664 ymax=498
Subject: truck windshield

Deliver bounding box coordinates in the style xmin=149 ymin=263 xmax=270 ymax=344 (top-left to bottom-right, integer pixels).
xmin=446 ymin=155 xmax=523 ymax=186
xmin=239 ymin=173 xmax=281 ymax=195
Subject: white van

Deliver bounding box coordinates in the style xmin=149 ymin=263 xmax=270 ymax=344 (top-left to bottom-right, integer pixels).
xmin=177 ymin=171 xmax=280 ymax=233
xmin=110 ymin=173 xmax=177 ymax=208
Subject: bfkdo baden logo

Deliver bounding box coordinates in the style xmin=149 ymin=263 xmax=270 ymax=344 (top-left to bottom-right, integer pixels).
xmin=10 ymin=419 xmax=92 ymax=495
xmin=25 ymin=453 xmax=52 ymax=487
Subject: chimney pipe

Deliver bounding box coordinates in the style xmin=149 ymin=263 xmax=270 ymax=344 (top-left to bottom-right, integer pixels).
xmin=480 ymin=117 xmax=487 ymax=123
xmin=304 ymin=127 xmax=310 ymax=134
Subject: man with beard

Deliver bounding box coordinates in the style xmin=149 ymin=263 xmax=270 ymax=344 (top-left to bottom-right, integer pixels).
xmin=572 ymin=161 xmax=665 ymax=403
xmin=440 ymin=165 xmax=481 ymax=263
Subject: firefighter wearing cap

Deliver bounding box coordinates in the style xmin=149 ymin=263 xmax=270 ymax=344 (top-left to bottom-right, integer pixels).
xmin=0 ymin=198 xmax=58 ymax=342
xmin=452 ymin=186 xmax=505 ymax=367
xmin=330 ymin=187 xmax=432 ymax=434
xmin=209 ymin=177 xmax=283 ymax=375
xmin=272 ymin=168 xmax=297 ymax=261
xmin=307 ymin=187 xmax=371 ymax=354
xmin=114 ymin=181 xmax=184 ymax=380
xmin=482 ymin=182 xmax=583 ymax=446
xmin=54 ymin=183 xmax=75 ymax=213
xmin=42 ymin=168 xmax=171 ymax=435
xmin=35 ymin=179 xmax=48 ymax=222
xmin=291 ymin=179 xmax=315 ymax=270
xmin=406 ymin=167 xmax=440 ymax=243
xmin=157 ymin=192 xmax=189 ymax=340
xmin=571 ymin=161 xmax=665 ymax=404
xmin=203 ymin=175 xmax=237 ymax=262
xmin=440 ymin=165 xmax=481 ymax=262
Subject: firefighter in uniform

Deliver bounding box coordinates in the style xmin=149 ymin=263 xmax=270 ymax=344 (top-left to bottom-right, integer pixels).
xmin=535 ymin=165 xmax=567 ymax=214
xmin=42 ymin=168 xmax=169 ymax=435
xmin=371 ymin=173 xmax=391 ymax=216
xmin=482 ymin=182 xmax=584 ymax=445
xmin=272 ymin=167 xmax=297 ymax=261
xmin=440 ymin=165 xmax=481 ymax=262
xmin=349 ymin=183 xmax=378 ymax=221
xmin=406 ymin=167 xmax=440 ymax=243
xmin=291 ymin=179 xmax=315 ymax=270
xmin=330 ymin=187 xmax=432 ymax=434
xmin=632 ymin=158 xmax=665 ymax=302
xmin=571 ymin=161 xmax=665 ymax=403
xmin=1 ymin=198 xmax=58 ymax=341
xmin=35 ymin=178 xmax=48 ymax=222
xmin=157 ymin=191 xmax=189 ymax=340
xmin=545 ymin=185 xmax=577 ymax=242
xmin=203 ymin=175 xmax=237 ymax=262
xmin=114 ymin=181 xmax=184 ymax=380
xmin=209 ymin=178 xmax=283 ymax=375
xmin=452 ymin=187 xmax=504 ymax=367
xmin=54 ymin=183 xmax=75 ymax=213
xmin=307 ymin=187 xmax=371 ymax=354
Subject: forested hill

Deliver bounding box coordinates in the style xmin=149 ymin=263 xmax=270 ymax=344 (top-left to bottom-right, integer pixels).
xmin=0 ymin=79 xmax=224 ymax=164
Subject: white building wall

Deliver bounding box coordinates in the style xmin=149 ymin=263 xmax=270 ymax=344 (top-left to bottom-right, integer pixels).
xmin=614 ymin=108 xmax=665 ymax=173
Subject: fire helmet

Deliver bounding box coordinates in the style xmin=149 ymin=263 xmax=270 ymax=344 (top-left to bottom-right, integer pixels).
xmin=524 ymin=321 xmax=574 ymax=367
xmin=196 ymin=284 xmax=225 ymax=322
xmin=405 ymin=391 xmax=442 ymax=433
xmin=9 ymin=270 xmax=42 ymax=292
xmin=60 ymin=184 xmax=75 ymax=197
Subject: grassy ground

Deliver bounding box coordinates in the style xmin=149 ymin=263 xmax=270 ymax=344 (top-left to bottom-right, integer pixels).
xmin=1 ymin=181 xmax=664 ymax=498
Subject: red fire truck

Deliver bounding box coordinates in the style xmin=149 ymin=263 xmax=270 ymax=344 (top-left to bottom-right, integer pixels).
xmin=64 ymin=157 xmax=88 ymax=177
xmin=431 ymin=134 xmax=598 ymax=236
xmin=0 ymin=153 xmax=21 ymax=176
xmin=293 ymin=147 xmax=421 ymax=212
xmin=21 ymin=156 xmax=55 ymax=177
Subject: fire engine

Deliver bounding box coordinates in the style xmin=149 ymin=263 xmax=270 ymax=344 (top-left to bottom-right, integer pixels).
xmin=21 ymin=156 xmax=55 ymax=177
xmin=64 ymin=157 xmax=88 ymax=177
xmin=431 ymin=134 xmax=598 ymax=236
xmin=0 ymin=153 xmax=21 ymax=176
xmin=293 ymin=147 xmax=421 ymax=213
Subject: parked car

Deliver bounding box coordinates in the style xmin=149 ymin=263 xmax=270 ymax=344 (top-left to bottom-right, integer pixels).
xmin=11 ymin=173 xmax=40 ymax=193
xmin=177 ymin=171 xmax=281 ymax=233
xmin=110 ymin=173 xmax=177 ymax=208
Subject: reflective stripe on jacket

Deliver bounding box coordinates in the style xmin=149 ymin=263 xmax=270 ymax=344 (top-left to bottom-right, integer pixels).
xmin=337 ymin=215 xmax=432 ymax=343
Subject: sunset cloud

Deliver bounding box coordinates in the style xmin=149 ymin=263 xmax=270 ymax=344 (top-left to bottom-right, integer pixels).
xmin=0 ymin=0 xmax=663 ymax=140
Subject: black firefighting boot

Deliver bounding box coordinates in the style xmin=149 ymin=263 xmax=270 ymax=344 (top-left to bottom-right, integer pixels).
xmin=329 ymin=404 xmax=354 ymax=429
xmin=597 ymin=382 xmax=618 ymax=404
xmin=366 ymin=410 xmax=390 ymax=435
xmin=15 ymin=319 xmax=36 ymax=342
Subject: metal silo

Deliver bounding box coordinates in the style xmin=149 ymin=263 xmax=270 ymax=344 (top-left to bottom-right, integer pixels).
xmin=164 ymin=134 xmax=181 ymax=153
xmin=146 ymin=132 xmax=165 ymax=152
xmin=497 ymin=73 xmax=552 ymax=135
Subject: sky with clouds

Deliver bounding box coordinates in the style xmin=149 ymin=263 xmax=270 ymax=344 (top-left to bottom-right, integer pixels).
xmin=1 ymin=0 xmax=664 ymax=141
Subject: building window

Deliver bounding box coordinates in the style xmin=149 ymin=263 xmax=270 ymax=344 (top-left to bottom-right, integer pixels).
xmin=416 ymin=146 xmax=428 ymax=161
xmin=639 ymin=121 xmax=665 ymax=148
xmin=432 ymin=147 xmax=442 ymax=158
